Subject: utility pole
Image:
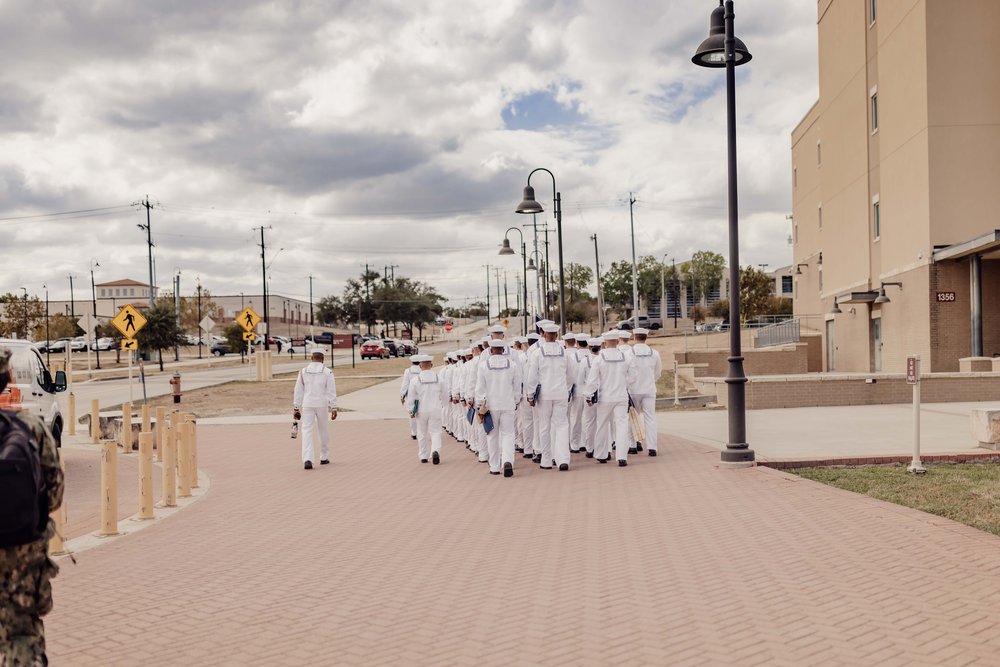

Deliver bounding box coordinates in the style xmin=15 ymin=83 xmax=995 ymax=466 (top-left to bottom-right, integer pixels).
xmin=255 ymin=226 xmax=271 ymax=350
xmin=673 ymin=258 xmax=679 ymax=329
xmin=503 ymin=270 xmax=509 ymax=315
xmin=628 ymin=192 xmax=639 ymax=319
xmin=483 ymin=265 xmax=491 ymax=324
xmin=196 ymin=279 xmax=203 ymax=359
xmin=135 ymin=196 xmax=156 ymax=306
xmin=67 ymin=275 xmax=75 ymax=320
xmin=363 ymin=263 xmax=372 ymax=335
xmin=494 ymin=268 xmax=502 ymax=321
xmin=308 ymin=275 xmax=314 ymax=327
xmin=388 ymin=264 xmax=399 ymax=285
xmin=44 ymin=284 xmax=50 ymax=366
xmin=173 ymin=273 xmax=181 ymax=361
xmin=591 ymin=234 xmax=604 ymax=331
xmin=90 ymin=260 xmax=101 ymax=369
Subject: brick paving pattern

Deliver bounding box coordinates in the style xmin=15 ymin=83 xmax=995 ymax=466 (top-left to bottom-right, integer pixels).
xmin=46 ymin=420 xmax=1000 ymax=665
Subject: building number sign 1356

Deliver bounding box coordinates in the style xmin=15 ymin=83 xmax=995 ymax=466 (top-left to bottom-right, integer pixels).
xmin=936 ymin=292 xmax=956 ymax=302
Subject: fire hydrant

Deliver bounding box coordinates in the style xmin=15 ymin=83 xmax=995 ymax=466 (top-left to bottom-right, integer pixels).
xmin=170 ymin=372 xmax=182 ymax=404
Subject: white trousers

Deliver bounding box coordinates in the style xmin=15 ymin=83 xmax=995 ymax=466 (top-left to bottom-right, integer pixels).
xmin=485 ymin=409 xmax=516 ymax=473
xmin=581 ymin=402 xmax=598 ymax=453
xmin=569 ymin=396 xmax=584 ymax=450
xmin=536 ymin=399 xmax=570 ymax=467
xmin=300 ymin=407 xmax=330 ymax=463
xmin=408 ymin=414 xmax=418 ymax=437
xmin=416 ymin=411 xmax=442 ymax=461
xmin=595 ymin=401 xmax=629 ymax=462
xmin=518 ymin=401 xmax=535 ymax=454
xmin=632 ymin=394 xmax=657 ymax=451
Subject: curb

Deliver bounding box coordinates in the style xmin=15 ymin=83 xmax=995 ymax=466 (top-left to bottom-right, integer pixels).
xmin=758 ymin=451 xmax=1000 ymax=470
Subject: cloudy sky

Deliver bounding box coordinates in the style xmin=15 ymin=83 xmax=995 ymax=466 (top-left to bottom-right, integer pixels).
xmin=0 ymin=0 xmax=818 ymax=310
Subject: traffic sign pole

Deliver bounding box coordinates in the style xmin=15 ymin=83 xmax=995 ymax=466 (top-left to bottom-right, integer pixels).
xmin=907 ymin=354 xmax=926 ymax=474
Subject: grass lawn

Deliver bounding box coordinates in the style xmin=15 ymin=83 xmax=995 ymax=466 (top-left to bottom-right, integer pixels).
xmin=792 ymin=464 xmax=1000 ymax=537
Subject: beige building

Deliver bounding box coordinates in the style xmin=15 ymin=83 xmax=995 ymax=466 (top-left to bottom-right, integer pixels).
xmin=791 ymin=0 xmax=1000 ymax=372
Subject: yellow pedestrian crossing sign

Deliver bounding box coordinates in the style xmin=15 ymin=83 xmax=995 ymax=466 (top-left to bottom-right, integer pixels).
xmin=111 ymin=304 xmax=147 ymax=338
xmin=242 ymin=331 xmax=256 ymax=341
xmin=121 ymin=338 xmax=138 ymax=351
xmin=237 ymin=306 xmax=261 ymax=332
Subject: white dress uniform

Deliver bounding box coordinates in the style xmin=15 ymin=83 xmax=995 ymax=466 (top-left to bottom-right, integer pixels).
xmin=526 ymin=327 xmax=577 ymax=469
xmin=400 ymin=363 xmax=421 ymax=439
xmin=578 ymin=341 xmax=602 ymax=455
xmin=464 ymin=347 xmax=487 ymax=461
xmin=293 ymin=359 xmax=338 ymax=465
xmin=627 ymin=331 xmax=663 ymax=455
xmin=405 ymin=357 xmax=448 ymax=463
xmin=520 ymin=335 xmax=542 ymax=457
xmin=453 ymin=353 xmax=469 ymax=443
xmin=585 ymin=338 xmax=632 ymax=464
xmin=565 ymin=335 xmax=585 ymax=452
xmin=475 ymin=343 xmax=523 ymax=475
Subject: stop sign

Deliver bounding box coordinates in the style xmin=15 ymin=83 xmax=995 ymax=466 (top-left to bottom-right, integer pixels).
xmin=445 ymin=321 xmax=453 ymax=332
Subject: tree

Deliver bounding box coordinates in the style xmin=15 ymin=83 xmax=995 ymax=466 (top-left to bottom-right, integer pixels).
xmin=565 ymin=263 xmax=594 ymax=302
xmin=739 ymin=266 xmax=775 ymax=322
xmin=708 ymin=299 xmax=729 ymax=320
xmin=688 ymin=251 xmax=726 ymax=304
xmin=179 ymin=288 xmax=220 ymax=334
xmin=141 ymin=300 xmax=184 ymax=371
xmin=222 ymin=323 xmax=247 ymax=358
xmin=466 ymin=301 xmax=487 ymax=317
xmin=0 ymin=293 xmax=45 ymax=339
xmin=689 ymin=303 xmax=707 ymax=325
xmin=315 ymin=295 xmax=344 ymax=326
xmin=600 ymin=260 xmax=634 ymax=309
xmin=35 ymin=313 xmax=81 ymax=340
xmin=767 ymin=297 xmax=793 ymax=316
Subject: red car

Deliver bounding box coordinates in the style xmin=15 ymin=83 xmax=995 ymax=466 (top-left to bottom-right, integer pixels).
xmin=361 ymin=340 xmax=389 ymax=360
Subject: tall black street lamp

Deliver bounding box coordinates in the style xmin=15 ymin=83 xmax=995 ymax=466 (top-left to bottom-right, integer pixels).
xmin=692 ymin=0 xmax=755 ymax=465
xmin=516 ymin=169 xmax=566 ymax=333
xmin=90 ymin=260 xmax=101 ymax=369
xmin=43 ymin=284 xmax=50 ymax=366
xmin=499 ymin=227 xmax=529 ymax=335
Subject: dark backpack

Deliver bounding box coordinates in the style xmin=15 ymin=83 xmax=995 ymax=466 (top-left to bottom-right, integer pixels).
xmin=0 ymin=410 xmax=48 ymax=547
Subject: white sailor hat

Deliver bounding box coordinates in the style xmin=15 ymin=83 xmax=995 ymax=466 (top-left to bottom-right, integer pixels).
xmin=616 ymin=329 xmax=632 ymax=339
xmin=488 ymin=339 xmax=506 ymax=348
xmin=526 ymin=332 xmax=541 ymax=341
xmin=632 ymin=327 xmax=649 ymax=335
xmin=587 ymin=337 xmax=604 ymax=347
xmin=561 ymin=332 xmax=577 ymax=341
xmin=514 ymin=336 xmax=528 ymax=344
xmin=487 ymin=324 xmax=506 ymax=334
xmin=459 ymin=348 xmax=471 ymax=356
xmin=601 ymin=332 xmax=619 ymax=342
xmin=416 ymin=354 xmax=433 ymax=362
xmin=541 ymin=322 xmax=560 ymax=333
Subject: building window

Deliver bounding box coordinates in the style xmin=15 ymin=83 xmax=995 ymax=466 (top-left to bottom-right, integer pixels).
xmin=781 ymin=275 xmax=793 ymax=295
xmin=869 ymin=0 xmax=876 ymax=25
xmin=818 ymin=205 xmax=823 ymax=230
xmin=100 ymin=289 xmax=106 ymax=297
xmin=873 ymin=197 xmax=881 ymax=240
xmin=130 ymin=288 xmax=135 ymax=296
xmin=115 ymin=288 xmax=121 ymax=296
xmin=871 ymin=91 xmax=878 ymax=132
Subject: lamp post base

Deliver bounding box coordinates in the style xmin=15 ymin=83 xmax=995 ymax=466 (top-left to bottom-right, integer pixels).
xmin=720 ymin=447 xmax=755 ymax=465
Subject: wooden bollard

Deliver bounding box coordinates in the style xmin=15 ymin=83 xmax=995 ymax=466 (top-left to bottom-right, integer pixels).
xmin=161 ymin=425 xmax=177 ymax=508
xmin=91 ymin=399 xmax=100 ymax=444
xmin=99 ymin=441 xmax=119 ymax=536
xmin=155 ymin=406 xmax=166 ymax=461
xmin=141 ymin=403 xmax=151 ymax=433
xmin=67 ymin=393 xmax=76 ymax=436
xmin=177 ymin=421 xmax=192 ymax=498
xmin=121 ymin=402 xmax=132 ymax=453
xmin=49 ymin=459 xmax=68 ymax=555
xmin=137 ymin=432 xmax=155 ymax=520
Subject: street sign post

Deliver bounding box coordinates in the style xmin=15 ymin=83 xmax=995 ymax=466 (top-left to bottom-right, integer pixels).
xmin=111 ymin=305 xmax=146 ymax=405
xmin=78 ymin=313 xmax=96 ymax=378
xmin=906 ymin=354 xmax=926 ymax=474
xmin=236 ymin=307 xmax=261 ymax=332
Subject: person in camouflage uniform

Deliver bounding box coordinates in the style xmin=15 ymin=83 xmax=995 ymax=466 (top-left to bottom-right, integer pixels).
xmin=0 ymin=346 xmax=63 ymax=666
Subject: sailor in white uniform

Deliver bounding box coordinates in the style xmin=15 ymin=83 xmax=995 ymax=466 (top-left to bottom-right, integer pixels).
xmin=292 ymin=349 xmax=338 ymax=469
xmin=400 ymin=357 xmax=421 ymax=440
xmin=626 ymin=328 xmax=663 ymax=457
xmin=578 ymin=338 xmax=603 ymax=458
xmin=585 ymin=332 xmax=633 ymax=466
xmin=475 ymin=339 xmax=523 ymax=477
xmin=525 ymin=322 xmax=576 ymax=471
xmin=405 ymin=354 xmax=448 ymax=464
xmin=520 ymin=332 xmax=542 ymax=459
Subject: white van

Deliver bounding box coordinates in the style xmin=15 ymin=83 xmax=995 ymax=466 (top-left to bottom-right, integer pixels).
xmin=0 ymin=338 xmax=68 ymax=445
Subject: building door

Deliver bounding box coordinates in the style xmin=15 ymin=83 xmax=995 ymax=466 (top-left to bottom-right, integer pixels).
xmin=826 ymin=320 xmax=836 ymax=371
xmin=872 ymin=318 xmax=882 ymax=372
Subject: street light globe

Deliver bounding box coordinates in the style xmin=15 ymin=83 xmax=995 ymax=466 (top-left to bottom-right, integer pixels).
xmin=692 ymin=1 xmax=752 ymax=68
xmin=498 ymin=238 xmax=516 ymax=255
xmin=515 ymin=185 xmax=544 ymax=214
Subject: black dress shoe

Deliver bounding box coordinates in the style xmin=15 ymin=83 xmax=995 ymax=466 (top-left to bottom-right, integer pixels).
xmin=636 ymin=443 xmax=644 ymax=452
xmin=515 ymin=447 xmax=524 ymax=453
xmin=618 ymin=460 xmax=628 ymax=467
xmin=628 ymin=447 xmax=638 ymax=455
xmin=320 ymin=459 xmax=330 ymax=465
xmin=570 ymin=448 xmax=580 ymax=453
xmin=539 ymin=466 xmax=552 ymax=470
xmin=558 ymin=463 xmax=569 ymax=471
xmin=597 ymin=458 xmax=608 ymax=464
xmin=479 ymin=459 xmax=489 ymax=464
xmin=522 ymin=452 xmax=534 ymax=459
xmin=585 ymin=451 xmax=594 ymax=459
xmin=411 ymin=435 xmax=417 ymax=440
xmin=503 ymin=462 xmax=514 ymax=478
xmin=489 ymin=471 xmax=501 ymax=475
xmin=532 ymin=455 xmax=542 ymax=464
xmin=420 ymin=459 xmax=429 ymax=463
xmin=304 ymin=460 xmax=313 ymax=470
xmin=648 ymin=449 xmax=658 ymax=457
xmin=432 ymin=451 xmax=440 ymax=465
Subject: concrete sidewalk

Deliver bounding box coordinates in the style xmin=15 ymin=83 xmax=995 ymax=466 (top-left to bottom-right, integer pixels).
xmin=46 ymin=415 xmax=1000 ymax=665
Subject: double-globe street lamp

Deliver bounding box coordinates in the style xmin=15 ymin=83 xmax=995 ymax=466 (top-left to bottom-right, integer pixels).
xmin=692 ymin=0 xmax=755 ymax=465
xmin=498 ymin=227 xmax=530 ymax=335
xmin=516 ymin=169 xmax=566 ymax=334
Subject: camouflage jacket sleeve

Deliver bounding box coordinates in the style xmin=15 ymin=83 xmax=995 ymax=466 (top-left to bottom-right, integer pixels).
xmin=14 ymin=411 xmax=63 ymax=513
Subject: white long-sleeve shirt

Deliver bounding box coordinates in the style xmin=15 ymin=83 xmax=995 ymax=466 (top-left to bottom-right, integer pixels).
xmin=293 ymin=362 xmax=338 ymax=409
xmin=584 ymin=348 xmax=630 ymax=404
xmin=475 ymin=353 xmax=523 ymax=411
xmin=526 ymin=340 xmax=576 ymax=401
xmin=400 ymin=365 xmax=421 ymax=400
xmin=463 ymin=351 xmax=483 ymax=401
xmin=405 ymin=369 xmax=448 ymax=416
xmin=627 ymin=343 xmax=663 ymax=396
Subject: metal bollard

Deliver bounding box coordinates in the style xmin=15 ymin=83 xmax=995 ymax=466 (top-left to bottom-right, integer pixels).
xmin=155 ymin=406 xmax=166 ymax=462
xmin=141 ymin=403 xmax=151 ymax=433
xmin=137 ymin=432 xmax=155 ymax=520
xmin=49 ymin=459 xmax=69 ymax=555
xmin=99 ymin=441 xmax=119 ymax=536
xmin=91 ymin=399 xmax=100 ymax=444
xmin=161 ymin=425 xmax=177 ymax=508
xmin=121 ymin=401 xmax=132 ymax=453
xmin=67 ymin=393 xmax=76 ymax=436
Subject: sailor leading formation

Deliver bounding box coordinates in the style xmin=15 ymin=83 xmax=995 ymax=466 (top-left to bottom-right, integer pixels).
xmin=405 ymin=322 xmax=662 ymax=476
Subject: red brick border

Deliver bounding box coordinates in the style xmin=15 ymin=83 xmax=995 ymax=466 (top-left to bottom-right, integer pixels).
xmin=759 ymin=451 xmax=1000 ymax=469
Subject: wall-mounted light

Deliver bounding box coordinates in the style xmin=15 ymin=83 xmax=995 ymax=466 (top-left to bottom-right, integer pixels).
xmin=795 ymin=263 xmax=809 ymax=275
xmin=830 ymin=296 xmax=842 ymax=314
xmin=873 ymin=281 xmax=902 ymax=304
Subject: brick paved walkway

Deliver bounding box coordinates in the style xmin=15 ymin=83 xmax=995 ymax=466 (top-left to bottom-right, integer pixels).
xmin=46 ymin=418 xmax=1000 ymax=665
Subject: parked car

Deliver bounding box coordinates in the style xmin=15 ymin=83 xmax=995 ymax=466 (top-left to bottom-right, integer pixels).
xmin=0 ymin=338 xmax=67 ymax=445
xmin=70 ymin=336 xmax=89 ymax=352
xmin=398 ymin=340 xmax=418 ymax=356
xmin=617 ymin=315 xmax=662 ymax=330
xmin=46 ymin=338 xmax=71 ymax=353
xmin=210 ymin=341 xmax=232 ymax=356
xmin=381 ymin=339 xmax=399 ymax=357
xmin=305 ymin=332 xmax=335 ymax=345
xmin=90 ymin=337 xmax=114 ymax=351
xmin=361 ymin=340 xmax=390 ymax=360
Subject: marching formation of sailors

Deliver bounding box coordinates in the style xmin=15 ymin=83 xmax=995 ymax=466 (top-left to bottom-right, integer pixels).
xmin=402 ymin=321 xmax=663 ymax=476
